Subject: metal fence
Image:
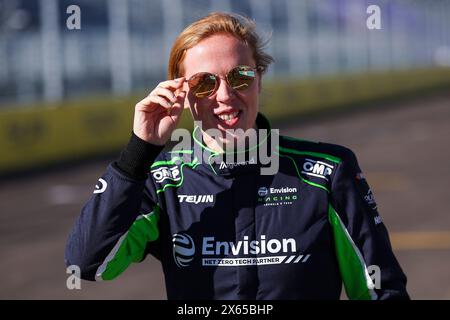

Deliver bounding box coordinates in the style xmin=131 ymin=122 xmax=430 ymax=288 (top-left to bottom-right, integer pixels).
xmin=0 ymin=0 xmax=449 ymax=107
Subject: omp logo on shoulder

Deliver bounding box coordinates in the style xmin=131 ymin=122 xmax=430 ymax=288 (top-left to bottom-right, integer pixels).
xmin=301 ymin=158 xmax=333 ymax=180
xmin=173 ymin=233 xmax=195 ymax=268
xmin=151 ymin=166 xmax=180 ymax=183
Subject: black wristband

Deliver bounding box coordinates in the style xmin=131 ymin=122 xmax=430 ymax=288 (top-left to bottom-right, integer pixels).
xmin=114 ymin=132 xmax=164 ymax=180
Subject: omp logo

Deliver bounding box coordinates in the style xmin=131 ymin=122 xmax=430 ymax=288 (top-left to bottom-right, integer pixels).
xmin=172 ymin=234 xmax=311 ymax=268
xmin=151 ymin=166 xmax=180 ymax=183
xmin=219 ymin=157 xmax=255 ymax=170
xmin=302 ymin=158 xmax=333 ymax=181
xmin=93 ymin=178 xmax=107 ymax=194
xmin=178 ymin=195 xmax=214 ymax=204
xmin=258 ymin=186 xmax=297 ymax=196
xmin=202 ymin=235 xmax=296 ymax=256
xmin=172 ymin=233 xmax=195 ymax=268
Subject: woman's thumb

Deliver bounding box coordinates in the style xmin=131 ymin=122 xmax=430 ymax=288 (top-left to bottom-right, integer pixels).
xmin=176 ymin=90 xmax=187 ymax=107
xmin=170 ymin=90 xmax=186 ymax=116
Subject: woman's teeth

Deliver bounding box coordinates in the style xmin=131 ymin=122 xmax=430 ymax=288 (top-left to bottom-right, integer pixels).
xmin=218 ymin=111 xmax=239 ymax=121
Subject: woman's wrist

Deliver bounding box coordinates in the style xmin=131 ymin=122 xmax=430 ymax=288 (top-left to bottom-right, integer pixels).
xmin=114 ymin=132 xmax=164 ymax=180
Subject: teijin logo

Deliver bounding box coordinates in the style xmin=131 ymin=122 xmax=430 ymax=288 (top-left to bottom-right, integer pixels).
xmin=201 ymin=235 xmax=310 ymax=267
xmin=178 ymin=195 xmax=214 ymax=204
xmin=258 ymin=187 xmax=268 ymax=197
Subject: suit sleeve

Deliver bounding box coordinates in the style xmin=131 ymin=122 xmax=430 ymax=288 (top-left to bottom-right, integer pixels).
xmin=329 ymin=148 xmax=409 ymax=300
xmin=64 ymin=133 xmax=164 ymax=281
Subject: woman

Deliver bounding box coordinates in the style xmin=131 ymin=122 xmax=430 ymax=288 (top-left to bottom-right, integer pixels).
xmin=65 ymin=12 xmax=409 ymax=299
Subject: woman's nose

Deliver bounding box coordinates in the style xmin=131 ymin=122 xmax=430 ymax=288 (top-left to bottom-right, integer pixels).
xmin=215 ymin=77 xmax=234 ymax=103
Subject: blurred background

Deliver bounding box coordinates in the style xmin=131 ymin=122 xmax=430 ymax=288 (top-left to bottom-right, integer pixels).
xmin=0 ymin=0 xmax=449 ymax=299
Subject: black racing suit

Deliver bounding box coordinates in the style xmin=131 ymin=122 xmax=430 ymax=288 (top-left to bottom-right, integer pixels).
xmin=65 ymin=113 xmax=409 ymax=299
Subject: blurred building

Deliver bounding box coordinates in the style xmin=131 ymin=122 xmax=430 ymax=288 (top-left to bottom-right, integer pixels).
xmin=0 ymin=0 xmax=449 ymax=107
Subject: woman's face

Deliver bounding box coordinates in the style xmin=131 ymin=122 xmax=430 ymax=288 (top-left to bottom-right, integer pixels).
xmin=182 ymin=33 xmax=261 ymax=150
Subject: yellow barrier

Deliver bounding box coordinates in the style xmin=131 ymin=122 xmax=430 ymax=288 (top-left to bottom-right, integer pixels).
xmin=1 ymin=68 xmax=450 ymax=175
xmin=262 ymin=68 xmax=450 ymax=120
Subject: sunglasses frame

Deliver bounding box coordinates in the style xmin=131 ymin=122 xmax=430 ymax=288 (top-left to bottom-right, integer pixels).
xmin=185 ymin=65 xmax=259 ymax=98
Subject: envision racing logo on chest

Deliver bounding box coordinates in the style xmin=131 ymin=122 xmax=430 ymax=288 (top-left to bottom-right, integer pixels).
xmin=151 ymin=166 xmax=180 ymax=183
xmin=257 ymin=186 xmax=298 ymax=206
xmin=172 ymin=233 xmax=311 ymax=268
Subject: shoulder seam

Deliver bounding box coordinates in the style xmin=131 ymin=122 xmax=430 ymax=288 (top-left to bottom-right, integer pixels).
xmin=277 ymin=145 xmax=342 ymax=164
xmin=275 ymin=150 xmax=330 ymax=193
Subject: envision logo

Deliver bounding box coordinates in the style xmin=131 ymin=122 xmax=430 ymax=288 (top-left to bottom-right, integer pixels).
xmin=172 ymin=233 xmax=195 ymax=268
xmin=151 ymin=166 xmax=180 ymax=183
xmin=178 ymin=195 xmax=214 ymax=204
xmin=302 ymin=158 xmax=333 ymax=181
xmin=202 ymin=235 xmax=310 ymax=267
xmin=270 ymin=187 xmax=297 ymax=193
xmin=258 ymin=187 xmax=268 ymax=197
xmin=172 ymin=233 xmax=311 ymax=268
xmin=257 ymin=186 xmax=298 ymax=206
xmin=202 ymin=235 xmax=296 ymax=256
xmin=258 ymin=186 xmax=297 ymax=196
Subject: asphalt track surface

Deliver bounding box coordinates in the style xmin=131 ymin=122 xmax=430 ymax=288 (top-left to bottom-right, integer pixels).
xmin=1 ymin=92 xmax=449 ymax=299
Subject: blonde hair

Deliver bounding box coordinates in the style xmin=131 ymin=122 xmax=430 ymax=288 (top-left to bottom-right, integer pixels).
xmin=168 ymin=12 xmax=273 ymax=79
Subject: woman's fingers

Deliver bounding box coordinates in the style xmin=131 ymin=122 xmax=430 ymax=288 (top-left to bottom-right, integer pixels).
xmin=150 ymin=87 xmax=177 ymax=103
xmin=137 ymin=95 xmax=172 ymax=110
xmin=173 ymin=90 xmax=186 ymax=109
xmin=138 ymin=77 xmax=186 ymax=110
xmin=157 ymin=77 xmax=186 ymax=90
xmin=133 ymin=78 xmax=186 ymax=145
xmin=169 ymin=91 xmax=186 ymax=117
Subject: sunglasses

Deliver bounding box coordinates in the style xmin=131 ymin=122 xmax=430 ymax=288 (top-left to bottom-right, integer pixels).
xmin=185 ymin=65 xmax=257 ymax=98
